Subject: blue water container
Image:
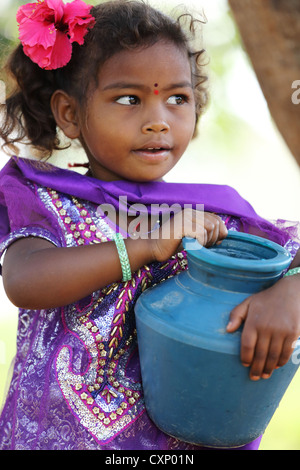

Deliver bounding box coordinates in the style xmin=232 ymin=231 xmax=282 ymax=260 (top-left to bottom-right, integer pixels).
xmin=135 ymin=231 xmax=299 ymax=448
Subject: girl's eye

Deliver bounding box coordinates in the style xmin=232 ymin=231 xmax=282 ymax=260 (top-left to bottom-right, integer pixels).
xmin=115 ymin=95 xmax=140 ymax=106
xmin=167 ymin=94 xmax=188 ymax=105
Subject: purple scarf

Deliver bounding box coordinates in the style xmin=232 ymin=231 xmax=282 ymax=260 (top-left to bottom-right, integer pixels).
xmin=0 ymin=156 xmax=290 ymax=247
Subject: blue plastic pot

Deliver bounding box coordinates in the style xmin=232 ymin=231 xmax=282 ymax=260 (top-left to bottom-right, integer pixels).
xmin=135 ymin=231 xmax=299 ymax=448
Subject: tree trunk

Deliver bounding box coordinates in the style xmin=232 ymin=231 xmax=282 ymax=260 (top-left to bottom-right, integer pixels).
xmin=228 ymin=0 xmax=300 ymax=166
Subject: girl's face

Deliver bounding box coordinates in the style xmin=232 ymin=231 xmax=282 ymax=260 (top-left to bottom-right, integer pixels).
xmin=78 ymin=40 xmax=196 ymax=182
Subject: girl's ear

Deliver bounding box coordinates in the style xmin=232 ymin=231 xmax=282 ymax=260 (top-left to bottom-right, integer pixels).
xmin=50 ymin=90 xmax=81 ymax=140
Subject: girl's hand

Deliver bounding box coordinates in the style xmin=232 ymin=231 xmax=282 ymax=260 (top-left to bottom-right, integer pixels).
xmin=226 ymin=274 xmax=300 ymax=380
xmin=149 ymin=209 xmax=228 ymax=263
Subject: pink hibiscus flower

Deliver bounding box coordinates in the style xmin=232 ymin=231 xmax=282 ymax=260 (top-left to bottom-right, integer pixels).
xmin=17 ymin=0 xmax=95 ymax=70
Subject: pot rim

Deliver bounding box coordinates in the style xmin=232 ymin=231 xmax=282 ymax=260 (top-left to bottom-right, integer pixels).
xmin=182 ymin=231 xmax=291 ymax=273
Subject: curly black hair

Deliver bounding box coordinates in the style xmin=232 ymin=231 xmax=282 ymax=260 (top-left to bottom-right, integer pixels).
xmin=0 ymin=0 xmax=208 ymax=158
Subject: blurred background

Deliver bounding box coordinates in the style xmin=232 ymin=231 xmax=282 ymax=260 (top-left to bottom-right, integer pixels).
xmin=0 ymin=0 xmax=300 ymax=449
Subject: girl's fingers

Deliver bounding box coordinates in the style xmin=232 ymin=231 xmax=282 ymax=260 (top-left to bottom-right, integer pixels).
xmin=250 ymin=335 xmax=297 ymax=380
xmin=175 ymin=210 xmax=227 ymax=247
xmin=227 ymin=297 xmax=250 ymax=333
xmin=240 ymin=327 xmax=258 ymax=371
xmin=154 ymin=210 xmax=226 ymax=261
xmin=227 ymin=277 xmax=300 ymax=380
xmin=205 ymin=221 xmax=220 ymax=246
xmin=241 ymin=329 xmax=297 ymax=380
xmin=258 ymin=336 xmax=284 ymax=379
xmin=203 ymin=213 xmax=227 ymax=246
xmin=277 ymin=335 xmax=298 ymax=368
xmin=247 ymin=336 xmax=271 ymax=380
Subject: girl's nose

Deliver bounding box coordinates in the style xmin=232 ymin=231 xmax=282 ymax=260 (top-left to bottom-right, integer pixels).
xmin=141 ymin=120 xmax=170 ymax=134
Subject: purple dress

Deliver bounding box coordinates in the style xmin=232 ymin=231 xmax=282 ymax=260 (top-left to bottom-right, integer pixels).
xmin=0 ymin=158 xmax=299 ymax=450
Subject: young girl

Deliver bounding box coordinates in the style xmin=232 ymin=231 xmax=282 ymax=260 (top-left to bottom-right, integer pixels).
xmin=0 ymin=0 xmax=299 ymax=451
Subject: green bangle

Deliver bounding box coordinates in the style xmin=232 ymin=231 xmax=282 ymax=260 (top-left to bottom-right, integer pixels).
xmin=284 ymin=267 xmax=300 ymax=277
xmin=113 ymin=232 xmax=132 ymax=282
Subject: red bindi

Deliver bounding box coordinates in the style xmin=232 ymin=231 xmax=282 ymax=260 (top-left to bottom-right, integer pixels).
xmin=154 ymin=83 xmax=159 ymax=95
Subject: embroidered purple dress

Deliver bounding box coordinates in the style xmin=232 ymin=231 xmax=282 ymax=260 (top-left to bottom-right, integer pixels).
xmin=0 ymin=158 xmax=299 ymax=450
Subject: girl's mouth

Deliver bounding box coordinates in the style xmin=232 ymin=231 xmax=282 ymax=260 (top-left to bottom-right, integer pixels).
xmin=133 ymin=147 xmax=171 ymax=159
xmin=134 ymin=147 xmax=171 ymax=163
xmin=144 ymin=147 xmax=167 ymax=153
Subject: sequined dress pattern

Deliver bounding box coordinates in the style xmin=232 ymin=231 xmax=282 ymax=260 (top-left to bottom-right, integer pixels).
xmin=0 ymin=181 xmax=298 ymax=450
xmin=0 ymin=183 xmax=196 ymax=450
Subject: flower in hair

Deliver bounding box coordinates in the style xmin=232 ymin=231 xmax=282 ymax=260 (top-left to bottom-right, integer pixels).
xmin=17 ymin=0 xmax=95 ymax=70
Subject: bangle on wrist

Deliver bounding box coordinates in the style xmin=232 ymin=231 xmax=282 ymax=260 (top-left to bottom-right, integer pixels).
xmin=284 ymin=267 xmax=300 ymax=277
xmin=113 ymin=232 xmax=132 ymax=282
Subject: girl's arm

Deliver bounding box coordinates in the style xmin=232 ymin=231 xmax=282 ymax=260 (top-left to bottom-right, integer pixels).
xmin=2 ymin=210 xmax=227 ymax=309
xmin=2 ymin=236 xmax=153 ymax=309
xmin=227 ymin=248 xmax=300 ymax=381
